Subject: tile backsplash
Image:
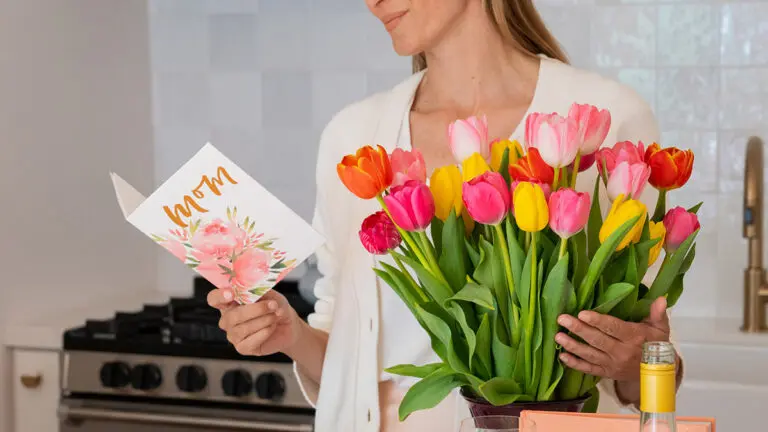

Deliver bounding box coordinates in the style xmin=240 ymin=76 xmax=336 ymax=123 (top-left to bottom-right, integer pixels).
xmin=148 ymin=0 xmax=768 ymax=319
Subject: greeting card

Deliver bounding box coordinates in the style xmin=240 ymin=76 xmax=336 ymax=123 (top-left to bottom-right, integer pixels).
xmin=111 ymin=143 xmax=325 ymax=304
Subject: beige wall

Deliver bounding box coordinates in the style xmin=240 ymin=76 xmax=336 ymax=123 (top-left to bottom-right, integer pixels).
xmin=0 ymin=1 xmax=156 ymax=430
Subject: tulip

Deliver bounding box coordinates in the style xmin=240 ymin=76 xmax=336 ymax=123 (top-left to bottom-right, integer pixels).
xmin=599 ymin=194 xmax=647 ymax=251
xmin=490 ymin=139 xmax=523 ymax=171
xmin=462 ymin=172 xmax=511 ymax=225
xmin=597 ymin=141 xmax=646 ymax=176
xmin=648 ymin=221 xmax=666 ymax=266
xmin=510 ymin=180 xmax=551 ymax=215
xmin=645 ymin=143 xmax=694 ymax=191
xmin=359 ymin=211 xmax=401 ymax=255
xmin=662 ymin=207 xmax=700 ymax=253
xmin=509 ymin=148 xmax=555 ymax=184
xmin=513 ymin=181 xmax=549 ymax=233
xmin=448 ymin=115 xmax=489 ymax=163
xmin=606 ymin=161 xmax=651 ymax=201
xmin=548 ymin=188 xmax=591 ymax=239
xmin=525 ymin=112 xmax=580 ymax=168
xmin=430 ymin=165 xmax=464 ymax=221
xmin=462 ymin=152 xmax=492 ymax=181
xmin=383 ymin=180 xmax=435 ymax=232
xmin=337 ymin=145 xmax=393 ymax=199
xmin=390 ymin=148 xmax=427 ymax=187
xmin=568 ymin=103 xmax=611 ymax=155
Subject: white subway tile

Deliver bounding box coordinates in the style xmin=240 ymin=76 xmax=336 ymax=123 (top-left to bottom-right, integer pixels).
xmin=719 ymin=68 xmax=768 ymax=129
xmin=311 ymin=72 xmax=367 ymax=129
xmin=721 ymin=3 xmax=768 ymax=66
xmin=657 ymin=68 xmax=719 ymax=129
xmin=152 ymin=72 xmax=211 ymax=129
xmin=150 ymin=13 xmax=209 ymax=72
xmin=310 ymin=13 xmax=369 ymax=71
xmin=256 ymin=13 xmax=310 ymax=70
xmin=208 ymin=14 xmax=259 ymax=72
xmin=657 ymin=4 xmax=719 ymax=67
xmin=205 ymin=0 xmax=259 ymax=14
xmin=210 ymin=72 xmax=262 ymax=133
xmin=591 ymin=5 xmax=656 ymax=67
xmin=661 ymin=130 xmax=718 ymax=192
xmin=261 ymin=71 xmax=312 ymax=128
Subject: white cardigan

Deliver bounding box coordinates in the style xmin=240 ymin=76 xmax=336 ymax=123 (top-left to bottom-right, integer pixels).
xmin=296 ymin=56 xmax=671 ymax=432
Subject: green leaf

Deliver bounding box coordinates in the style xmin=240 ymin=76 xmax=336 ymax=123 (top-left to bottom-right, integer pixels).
xmin=679 ymin=243 xmax=696 ymax=275
xmin=570 ymin=231 xmax=589 ymax=294
xmin=634 ymin=237 xmax=660 ymax=283
xmin=478 ymin=377 xmax=526 ymax=406
xmin=492 ymin=311 xmax=515 ymax=378
xmin=586 ymin=177 xmax=603 ymax=258
xmin=541 ymin=361 xmax=564 ymax=401
xmin=537 ymin=255 xmax=570 ymax=400
xmin=626 ymin=245 xmax=640 ymax=287
xmin=646 ymin=229 xmax=699 ymax=300
xmin=465 ymin=237 xmax=481 ymax=268
xmin=438 ymin=210 xmax=469 ymax=292
xmin=398 ymin=368 xmax=464 ymax=421
xmin=581 ymin=386 xmax=601 ymax=413
xmin=474 ymin=314 xmax=493 ymax=379
xmin=499 ymin=147 xmax=512 ymax=185
xmin=394 ymin=251 xmax=454 ymax=303
xmin=512 ymin=334 xmax=527 ymax=388
xmin=431 ymin=217 xmax=444 ymax=256
xmin=447 ymin=302 xmax=476 ymax=372
xmin=473 ymin=238 xmax=509 ymax=331
xmin=445 ymin=283 xmax=495 ymax=310
xmin=384 ymin=363 xmax=444 ymax=378
xmin=592 ymin=283 xmax=635 ymax=315
xmin=376 ymin=265 xmax=420 ymax=306
xmin=602 ymin=249 xmax=629 ymax=286
xmin=578 ymin=216 xmax=640 ymax=309
xmin=414 ymin=303 xmax=452 ymax=351
xmin=666 ymin=274 xmax=685 ymax=308
xmin=517 ymin=247 xmax=533 ymax=339
xmin=687 ymin=201 xmax=703 ymax=214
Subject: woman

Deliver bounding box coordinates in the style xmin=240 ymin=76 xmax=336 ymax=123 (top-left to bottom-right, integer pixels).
xmin=209 ymin=0 xmax=684 ymax=430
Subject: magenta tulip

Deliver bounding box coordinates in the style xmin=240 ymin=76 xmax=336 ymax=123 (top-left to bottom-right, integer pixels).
xmin=548 ymin=188 xmax=591 ymax=239
xmin=462 ymin=171 xmax=511 ymax=225
xmin=597 ymin=141 xmax=646 ymax=176
xmin=448 ymin=115 xmax=489 ymax=163
xmin=606 ymin=161 xmax=651 ymax=201
xmin=390 ymin=148 xmax=427 ymax=187
xmin=383 ymin=180 xmax=435 ymax=232
xmin=568 ymin=103 xmax=612 ymax=154
xmin=663 ymin=207 xmax=700 ymax=252
xmin=359 ymin=211 xmax=401 ymax=254
xmin=525 ymin=112 xmax=580 ymax=168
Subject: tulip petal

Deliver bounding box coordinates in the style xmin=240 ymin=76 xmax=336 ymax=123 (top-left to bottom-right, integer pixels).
xmin=384 ymin=194 xmax=415 ymax=231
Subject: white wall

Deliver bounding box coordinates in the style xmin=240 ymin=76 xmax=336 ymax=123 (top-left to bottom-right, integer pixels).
xmin=0 ymin=1 xmax=156 ymax=430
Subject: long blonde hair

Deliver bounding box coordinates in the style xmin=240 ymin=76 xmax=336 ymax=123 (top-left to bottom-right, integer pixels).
xmin=412 ymin=0 xmax=568 ymax=72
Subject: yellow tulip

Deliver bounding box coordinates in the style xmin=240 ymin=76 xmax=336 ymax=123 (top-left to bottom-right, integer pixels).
xmin=599 ymin=194 xmax=647 ymax=251
xmin=513 ymin=182 xmax=549 ymax=232
xmin=490 ymin=139 xmax=524 ymax=171
xmin=648 ymin=221 xmax=666 ymax=266
xmin=462 ymin=152 xmax=491 ymax=182
xmin=429 ymin=165 xmax=464 ymax=221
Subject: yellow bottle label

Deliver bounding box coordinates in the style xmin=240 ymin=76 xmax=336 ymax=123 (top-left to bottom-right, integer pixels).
xmin=640 ymin=363 xmax=676 ymax=413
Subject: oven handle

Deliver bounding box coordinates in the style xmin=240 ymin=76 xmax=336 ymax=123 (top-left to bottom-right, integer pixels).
xmin=58 ymin=405 xmax=313 ymax=432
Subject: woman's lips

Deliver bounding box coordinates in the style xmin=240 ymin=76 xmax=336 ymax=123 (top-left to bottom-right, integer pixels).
xmin=383 ymin=11 xmax=407 ymax=32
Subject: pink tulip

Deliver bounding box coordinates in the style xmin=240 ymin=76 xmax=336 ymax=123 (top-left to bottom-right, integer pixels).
xmin=663 ymin=207 xmax=700 ymax=253
xmin=390 ymin=148 xmax=427 ymax=187
xmin=597 ymin=141 xmax=646 ymax=176
xmin=568 ymin=103 xmax=612 ymax=154
xmin=510 ymin=180 xmax=551 ymax=215
xmin=383 ymin=180 xmax=435 ymax=231
xmin=525 ymin=112 xmax=580 ymax=168
xmin=462 ymin=171 xmax=511 ymax=225
xmin=548 ymin=188 xmax=591 ymax=239
xmin=359 ymin=211 xmax=402 ymax=254
xmin=448 ymin=115 xmax=489 ymax=163
xmin=606 ymin=161 xmax=651 ymax=201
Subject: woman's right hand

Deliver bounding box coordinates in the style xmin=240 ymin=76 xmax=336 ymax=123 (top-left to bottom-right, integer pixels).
xmin=208 ymin=288 xmax=302 ymax=356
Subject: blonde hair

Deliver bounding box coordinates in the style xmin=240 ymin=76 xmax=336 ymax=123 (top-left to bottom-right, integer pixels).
xmin=412 ymin=0 xmax=568 ymax=72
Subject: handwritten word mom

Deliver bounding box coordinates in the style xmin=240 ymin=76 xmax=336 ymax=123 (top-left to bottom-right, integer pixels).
xmin=163 ymin=166 xmax=238 ymax=228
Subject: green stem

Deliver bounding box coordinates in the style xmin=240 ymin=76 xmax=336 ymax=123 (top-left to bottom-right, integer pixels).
xmin=559 ymin=237 xmax=568 ymax=259
xmin=494 ymin=224 xmax=520 ymax=329
xmin=389 ymin=252 xmax=429 ymax=303
xmin=417 ymin=231 xmax=448 ymax=285
xmin=525 ymin=232 xmax=539 ymax=381
xmin=377 ymin=195 xmax=430 ymax=269
xmin=552 ymin=167 xmax=561 ymax=191
xmin=570 ymin=152 xmax=581 ymax=188
xmin=525 ymin=232 xmax=531 ymax=251
xmin=652 ymin=189 xmax=667 ymax=222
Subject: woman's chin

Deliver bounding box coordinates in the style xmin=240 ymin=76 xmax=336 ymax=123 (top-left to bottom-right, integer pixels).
xmin=389 ymin=34 xmax=425 ymax=58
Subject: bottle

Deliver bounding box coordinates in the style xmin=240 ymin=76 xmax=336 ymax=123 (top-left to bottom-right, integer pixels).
xmin=639 ymin=341 xmax=678 ymax=432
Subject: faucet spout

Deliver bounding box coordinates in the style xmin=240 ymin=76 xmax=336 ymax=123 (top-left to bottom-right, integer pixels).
xmin=743 ymin=136 xmax=768 ymax=333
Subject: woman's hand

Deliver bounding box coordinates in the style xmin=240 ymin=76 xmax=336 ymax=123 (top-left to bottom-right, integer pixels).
xmin=555 ymin=297 xmax=678 ymax=401
xmin=208 ymin=288 xmax=302 ymax=356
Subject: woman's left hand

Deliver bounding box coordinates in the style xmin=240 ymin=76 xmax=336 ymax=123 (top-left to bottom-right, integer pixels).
xmin=555 ymin=296 xmax=672 ymax=383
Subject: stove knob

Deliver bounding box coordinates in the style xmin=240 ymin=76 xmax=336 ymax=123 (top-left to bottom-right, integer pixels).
xmin=130 ymin=364 xmax=163 ymax=391
xmin=176 ymin=365 xmax=207 ymax=393
xmin=99 ymin=362 xmax=131 ymax=388
xmin=221 ymin=369 xmax=252 ymax=397
xmin=255 ymin=372 xmax=286 ymax=401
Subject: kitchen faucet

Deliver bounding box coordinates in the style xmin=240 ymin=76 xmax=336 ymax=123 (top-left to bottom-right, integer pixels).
xmin=742 ymin=135 xmax=768 ymax=333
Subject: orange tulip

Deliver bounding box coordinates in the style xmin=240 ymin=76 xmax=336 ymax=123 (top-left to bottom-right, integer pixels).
xmin=644 ymin=143 xmax=694 ymax=190
xmin=508 ymin=147 xmax=555 ymax=185
xmin=337 ymin=145 xmax=393 ymax=199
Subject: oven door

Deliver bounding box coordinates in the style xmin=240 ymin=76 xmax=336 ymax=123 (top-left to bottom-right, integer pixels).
xmin=59 ymin=398 xmax=314 ymax=432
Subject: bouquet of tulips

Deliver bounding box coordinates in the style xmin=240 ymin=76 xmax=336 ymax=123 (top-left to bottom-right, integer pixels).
xmin=336 ymin=103 xmax=700 ymax=421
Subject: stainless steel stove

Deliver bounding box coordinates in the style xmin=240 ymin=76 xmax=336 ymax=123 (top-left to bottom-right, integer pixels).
xmin=59 ymin=277 xmax=316 ymax=431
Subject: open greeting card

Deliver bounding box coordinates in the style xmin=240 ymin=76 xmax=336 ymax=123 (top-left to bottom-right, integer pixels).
xmin=111 ymin=143 xmax=325 ymax=304
xmin=520 ymin=411 xmax=715 ymax=431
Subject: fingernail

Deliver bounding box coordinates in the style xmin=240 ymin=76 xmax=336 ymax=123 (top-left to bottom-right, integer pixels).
xmin=268 ymin=301 xmax=278 ymax=311
xmin=275 ymin=308 xmax=283 ymax=317
xmin=555 ymin=333 xmax=565 ymax=344
xmin=559 ymin=353 xmax=569 ymax=362
xmin=578 ymin=311 xmax=592 ymax=322
xmin=223 ymin=290 xmax=233 ymax=301
xmin=558 ymin=316 xmax=570 ymax=326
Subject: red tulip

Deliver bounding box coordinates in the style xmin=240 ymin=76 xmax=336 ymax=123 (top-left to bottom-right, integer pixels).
xmin=390 ymin=148 xmax=427 ymax=187
xmin=606 ymin=161 xmax=651 ymax=201
xmin=662 ymin=207 xmax=700 ymax=252
xmin=567 ymin=103 xmax=612 ymax=154
xmin=462 ymin=171 xmax=511 ymax=225
xmin=509 ymin=148 xmax=555 ymax=184
xmin=645 ymin=143 xmax=694 ymax=190
xmin=383 ymin=180 xmax=435 ymax=232
xmin=596 ymin=141 xmax=646 ymax=176
xmin=359 ymin=211 xmax=401 ymax=255
xmin=548 ymin=188 xmax=591 ymax=239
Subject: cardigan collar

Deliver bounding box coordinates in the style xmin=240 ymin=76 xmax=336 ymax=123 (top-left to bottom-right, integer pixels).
xmin=371 ymin=70 xmax=426 ymax=153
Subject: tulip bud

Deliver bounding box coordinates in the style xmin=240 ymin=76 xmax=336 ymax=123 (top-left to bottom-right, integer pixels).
xmin=448 ymin=115 xmax=489 ymax=163
xmin=648 ymin=221 xmax=666 ymax=266
xmin=548 ymin=188 xmax=591 ymax=239
xmin=567 ymin=103 xmax=611 ymax=155
xmin=490 ymin=139 xmax=523 ymax=171
xmin=430 ymin=165 xmax=464 ymax=221
xmin=513 ymin=181 xmax=549 ymax=233
xmin=462 ymin=152 xmax=492 ymax=182
xmin=337 ymin=145 xmax=393 ymax=199
xmin=645 ymin=143 xmax=694 ymax=190
xmin=606 ymin=161 xmax=651 ymax=201
xmin=359 ymin=211 xmax=401 ymax=254
xmin=390 ymin=148 xmax=427 ymax=187
xmin=596 ymin=141 xmax=646 ymax=176
xmin=383 ymin=180 xmax=435 ymax=232
xmin=662 ymin=207 xmax=700 ymax=252
xmin=525 ymin=112 xmax=580 ymax=168
xmin=462 ymin=171 xmax=511 ymax=225
xmin=510 ymin=180 xmax=551 ymax=215
xmin=599 ymin=194 xmax=647 ymax=251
